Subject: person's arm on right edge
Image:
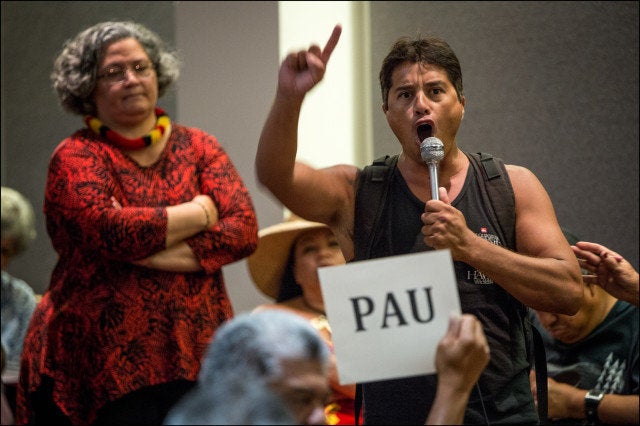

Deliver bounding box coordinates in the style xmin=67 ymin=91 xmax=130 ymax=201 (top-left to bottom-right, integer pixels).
xmin=572 ymin=241 xmax=639 ymax=307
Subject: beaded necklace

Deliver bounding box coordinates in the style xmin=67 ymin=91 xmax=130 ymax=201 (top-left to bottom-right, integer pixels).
xmin=84 ymin=107 xmax=170 ymax=150
xmin=302 ymin=298 xmax=332 ymax=334
xmin=310 ymin=314 xmax=332 ymax=334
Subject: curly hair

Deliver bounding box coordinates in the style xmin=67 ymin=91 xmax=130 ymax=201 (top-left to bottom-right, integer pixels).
xmin=51 ymin=21 xmax=181 ymax=116
xmin=1 ymin=186 xmax=36 ymax=257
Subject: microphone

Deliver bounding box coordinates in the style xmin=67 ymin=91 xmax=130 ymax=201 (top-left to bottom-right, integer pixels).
xmin=420 ymin=137 xmax=444 ymax=201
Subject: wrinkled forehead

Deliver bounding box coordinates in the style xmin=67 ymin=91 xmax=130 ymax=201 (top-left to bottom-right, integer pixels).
xmin=390 ymin=61 xmax=451 ymax=86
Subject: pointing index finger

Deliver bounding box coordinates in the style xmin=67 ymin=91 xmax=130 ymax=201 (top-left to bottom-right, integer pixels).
xmin=321 ymin=24 xmax=342 ymax=63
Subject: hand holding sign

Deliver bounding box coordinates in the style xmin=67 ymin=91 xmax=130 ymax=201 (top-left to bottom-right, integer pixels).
xmin=318 ymin=249 xmax=461 ymax=384
xmin=425 ymin=313 xmax=490 ymax=425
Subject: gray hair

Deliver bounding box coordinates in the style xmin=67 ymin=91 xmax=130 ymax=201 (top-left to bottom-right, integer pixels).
xmin=199 ymin=309 xmax=330 ymax=385
xmin=164 ymin=310 xmax=329 ymax=425
xmin=51 ymin=21 xmax=181 ymax=116
xmin=1 ymin=186 xmax=36 ymax=256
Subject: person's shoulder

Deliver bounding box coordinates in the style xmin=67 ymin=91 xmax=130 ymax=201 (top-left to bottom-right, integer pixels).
xmin=613 ymin=299 xmax=639 ymax=317
xmin=170 ymin=124 xmax=221 ymax=150
xmin=504 ymin=164 xmax=544 ymax=188
xmin=1 ymin=271 xmax=36 ymax=309
xmin=50 ymin=129 xmax=99 ymax=156
xmin=504 ymin=163 xmax=534 ymax=175
xmin=171 ymin=123 xmax=214 ymax=139
xmin=253 ymin=302 xmax=305 ymax=318
xmin=252 ymin=303 xmax=280 ymax=313
xmin=1 ymin=271 xmax=35 ymax=296
xmin=324 ymin=163 xmax=361 ymax=185
xmin=50 ymin=129 xmax=132 ymax=165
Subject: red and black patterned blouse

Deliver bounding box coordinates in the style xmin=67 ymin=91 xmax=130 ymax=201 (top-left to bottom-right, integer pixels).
xmin=16 ymin=124 xmax=258 ymax=425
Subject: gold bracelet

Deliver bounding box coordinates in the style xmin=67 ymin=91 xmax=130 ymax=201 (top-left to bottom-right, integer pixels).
xmin=193 ymin=200 xmax=210 ymax=230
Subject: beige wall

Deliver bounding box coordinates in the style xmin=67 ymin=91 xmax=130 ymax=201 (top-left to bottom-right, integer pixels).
xmin=175 ymin=1 xmax=280 ymax=312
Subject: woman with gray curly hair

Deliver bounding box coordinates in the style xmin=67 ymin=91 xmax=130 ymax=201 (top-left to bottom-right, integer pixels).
xmin=50 ymin=21 xmax=180 ymax=117
xmin=1 ymin=186 xmax=38 ymax=420
xmin=16 ymin=21 xmax=258 ymax=425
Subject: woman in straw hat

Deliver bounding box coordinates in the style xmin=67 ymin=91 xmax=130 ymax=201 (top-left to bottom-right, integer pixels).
xmin=248 ymin=217 xmax=355 ymax=425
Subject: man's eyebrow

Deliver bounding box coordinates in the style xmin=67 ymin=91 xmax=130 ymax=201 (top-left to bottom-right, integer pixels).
xmin=392 ymin=82 xmax=415 ymax=92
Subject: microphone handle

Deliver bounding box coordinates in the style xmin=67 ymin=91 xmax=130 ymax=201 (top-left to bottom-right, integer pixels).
xmin=428 ymin=162 xmax=439 ymax=201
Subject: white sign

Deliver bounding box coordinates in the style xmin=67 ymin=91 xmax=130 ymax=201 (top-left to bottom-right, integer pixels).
xmin=318 ymin=250 xmax=460 ymax=384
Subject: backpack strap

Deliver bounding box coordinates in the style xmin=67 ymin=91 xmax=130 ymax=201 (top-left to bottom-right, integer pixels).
xmin=353 ymin=154 xmax=398 ymax=261
xmin=354 ymin=383 xmax=363 ymax=425
xmin=467 ymin=152 xmax=548 ymax=424
xmin=353 ymin=154 xmax=398 ymax=424
xmin=530 ymin=320 xmax=549 ymax=424
xmin=466 ymin=152 xmax=516 ymax=249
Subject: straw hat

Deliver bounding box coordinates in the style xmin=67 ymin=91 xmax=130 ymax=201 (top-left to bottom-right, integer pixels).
xmin=248 ymin=218 xmax=329 ymax=299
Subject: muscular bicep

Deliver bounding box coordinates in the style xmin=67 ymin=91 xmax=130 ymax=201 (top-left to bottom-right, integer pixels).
xmin=282 ymin=161 xmax=358 ymax=226
xmin=508 ymin=165 xmax=574 ymax=261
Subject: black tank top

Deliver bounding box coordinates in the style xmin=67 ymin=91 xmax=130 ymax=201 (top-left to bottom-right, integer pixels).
xmin=359 ymin=162 xmax=537 ymax=425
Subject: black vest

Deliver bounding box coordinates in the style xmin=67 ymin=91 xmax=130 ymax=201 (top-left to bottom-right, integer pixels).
xmin=353 ymin=153 xmax=539 ymax=425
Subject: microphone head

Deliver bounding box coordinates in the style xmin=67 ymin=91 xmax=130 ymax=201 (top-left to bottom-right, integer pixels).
xmin=420 ymin=137 xmax=444 ymax=164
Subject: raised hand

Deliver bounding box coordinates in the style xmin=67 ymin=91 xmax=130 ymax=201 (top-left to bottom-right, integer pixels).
xmin=572 ymin=241 xmax=639 ymax=306
xmin=277 ymin=24 xmax=342 ymax=100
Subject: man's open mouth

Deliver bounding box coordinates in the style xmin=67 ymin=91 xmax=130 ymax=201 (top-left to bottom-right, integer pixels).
xmin=417 ymin=123 xmax=433 ymax=141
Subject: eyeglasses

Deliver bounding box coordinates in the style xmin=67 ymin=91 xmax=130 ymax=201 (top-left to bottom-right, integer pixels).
xmin=97 ymin=61 xmax=154 ymax=84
